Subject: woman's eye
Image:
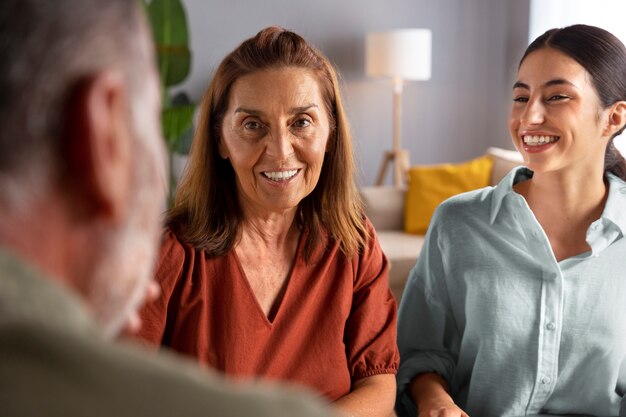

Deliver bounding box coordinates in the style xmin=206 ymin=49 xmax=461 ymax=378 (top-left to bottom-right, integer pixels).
xmin=548 ymin=94 xmax=568 ymax=101
xmin=513 ymin=96 xmax=528 ymax=103
xmin=292 ymin=118 xmax=311 ymax=128
xmin=244 ymin=120 xmax=262 ymax=130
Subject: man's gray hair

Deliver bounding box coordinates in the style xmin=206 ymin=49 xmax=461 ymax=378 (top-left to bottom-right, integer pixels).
xmin=0 ymin=0 xmax=148 ymax=206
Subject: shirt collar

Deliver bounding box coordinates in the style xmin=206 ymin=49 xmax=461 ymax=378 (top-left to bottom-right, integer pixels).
xmin=583 ymin=175 xmax=626 ymax=255
xmin=489 ymin=168 xmax=626 ymax=255
xmin=489 ymin=166 xmax=532 ymax=224
xmin=601 ymin=173 xmax=626 ymax=236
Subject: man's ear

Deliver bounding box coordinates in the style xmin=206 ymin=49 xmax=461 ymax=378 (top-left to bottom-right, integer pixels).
xmin=605 ymin=101 xmax=626 ymax=137
xmin=63 ymin=71 xmax=132 ymax=224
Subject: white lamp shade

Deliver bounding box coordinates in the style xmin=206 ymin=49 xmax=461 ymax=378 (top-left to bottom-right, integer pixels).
xmin=366 ymin=29 xmax=432 ymax=80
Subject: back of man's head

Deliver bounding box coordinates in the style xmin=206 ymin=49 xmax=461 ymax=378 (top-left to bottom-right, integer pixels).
xmin=0 ymin=0 xmax=152 ymax=204
xmin=0 ymin=0 xmax=167 ymax=337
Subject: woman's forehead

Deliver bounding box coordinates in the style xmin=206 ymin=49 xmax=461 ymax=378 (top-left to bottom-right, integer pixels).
xmin=517 ymin=47 xmax=591 ymax=87
xmin=227 ymin=68 xmax=326 ymax=112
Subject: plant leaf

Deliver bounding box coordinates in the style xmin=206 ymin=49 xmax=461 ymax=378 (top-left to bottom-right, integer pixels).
xmin=146 ymin=0 xmax=191 ymax=87
xmin=162 ymin=104 xmax=195 ymax=152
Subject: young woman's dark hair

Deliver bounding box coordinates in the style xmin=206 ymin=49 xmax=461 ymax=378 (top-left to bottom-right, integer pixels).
xmin=520 ymin=24 xmax=626 ymax=180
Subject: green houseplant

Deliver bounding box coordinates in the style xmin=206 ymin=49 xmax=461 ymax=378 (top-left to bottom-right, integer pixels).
xmin=144 ymin=0 xmax=195 ymax=204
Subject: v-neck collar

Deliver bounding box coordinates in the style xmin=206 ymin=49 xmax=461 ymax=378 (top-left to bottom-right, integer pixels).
xmin=230 ymin=231 xmax=304 ymax=327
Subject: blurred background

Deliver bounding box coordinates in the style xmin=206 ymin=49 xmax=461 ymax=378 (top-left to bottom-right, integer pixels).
xmin=162 ymin=0 xmax=626 ymax=186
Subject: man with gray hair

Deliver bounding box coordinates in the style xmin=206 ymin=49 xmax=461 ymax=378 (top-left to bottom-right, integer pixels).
xmin=0 ymin=1 xmax=332 ymax=415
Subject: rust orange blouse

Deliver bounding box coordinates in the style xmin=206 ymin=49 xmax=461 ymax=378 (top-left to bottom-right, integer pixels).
xmin=136 ymin=220 xmax=399 ymax=401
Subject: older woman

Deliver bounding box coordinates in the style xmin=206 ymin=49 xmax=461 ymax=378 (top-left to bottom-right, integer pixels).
xmin=396 ymin=24 xmax=626 ymax=417
xmin=136 ymin=27 xmax=399 ymax=416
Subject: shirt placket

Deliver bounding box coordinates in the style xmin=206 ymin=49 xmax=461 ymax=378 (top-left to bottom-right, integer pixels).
xmin=523 ymin=210 xmax=564 ymax=414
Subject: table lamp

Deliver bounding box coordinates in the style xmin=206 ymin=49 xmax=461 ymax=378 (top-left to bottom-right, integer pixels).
xmin=366 ymin=29 xmax=432 ymax=187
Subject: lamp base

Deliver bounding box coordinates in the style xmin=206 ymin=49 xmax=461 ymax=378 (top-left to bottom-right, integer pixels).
xmin=375 ymin=149 xmax=410 ymax=187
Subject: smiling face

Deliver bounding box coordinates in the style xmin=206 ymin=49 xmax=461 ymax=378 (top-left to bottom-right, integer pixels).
xmin=508 ymin=47 xmax=611 ymax=174
xmin=219 ymin=67 xmax=331 ymax=218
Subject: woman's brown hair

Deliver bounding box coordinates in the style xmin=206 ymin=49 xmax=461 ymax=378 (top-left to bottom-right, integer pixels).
xmin=167 ymin=26 xmax=366 ymax=261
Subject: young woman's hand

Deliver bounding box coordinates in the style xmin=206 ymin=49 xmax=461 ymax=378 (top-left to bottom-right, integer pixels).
xmin=417 ymin=396 xmax=469 ymax=417
xmin=409 ymin=373 xmax=469 ymax=417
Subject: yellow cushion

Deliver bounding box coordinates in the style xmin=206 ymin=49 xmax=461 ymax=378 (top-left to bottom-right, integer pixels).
xmin=404 ymin=156 xmax=493 ymax=234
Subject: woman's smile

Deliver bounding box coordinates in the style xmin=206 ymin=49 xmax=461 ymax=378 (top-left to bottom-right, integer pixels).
xmin=520 ymin=133 xmax=560 ymax=153
xmin=261 ymin=169 xmax=300 ymax=182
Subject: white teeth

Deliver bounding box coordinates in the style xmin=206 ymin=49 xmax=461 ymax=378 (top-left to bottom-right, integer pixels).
xmin=523 ymin=135 xmax=559 ymax=145
xmin=263 ymin=170 xmax=298 ymax=181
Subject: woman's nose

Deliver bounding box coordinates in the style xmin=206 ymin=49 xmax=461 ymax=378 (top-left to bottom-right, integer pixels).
xmin=266 ymin=127 xmax=294 ymax=159
xmin=521 ymin=99 xmax=545 ymax=126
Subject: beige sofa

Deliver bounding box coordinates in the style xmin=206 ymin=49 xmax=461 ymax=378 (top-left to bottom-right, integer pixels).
xmin=360 ymin=147 xmax=523 ymax=302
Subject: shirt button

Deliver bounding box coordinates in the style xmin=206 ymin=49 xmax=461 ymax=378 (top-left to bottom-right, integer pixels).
xmin=546 ymin=322 xmax=556 ymax=331
xmin=541 ymin=376 xmax=551 ymax=385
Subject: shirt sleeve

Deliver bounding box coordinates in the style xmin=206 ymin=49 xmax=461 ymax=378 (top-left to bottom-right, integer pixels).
xmin=134 ymin=229 xmax=191 ymax=347
xmin=344 ymin=218 xmax=400 ymax=381
xmin=395 ymin=207 xmax=462 ymax=417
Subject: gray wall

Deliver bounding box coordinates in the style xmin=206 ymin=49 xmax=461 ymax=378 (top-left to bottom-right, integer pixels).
xmin=174 ymin=0 xmax=530 ymax=185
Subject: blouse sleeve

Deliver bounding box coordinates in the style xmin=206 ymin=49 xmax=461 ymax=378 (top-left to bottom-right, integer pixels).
xmin=395 ymin=207 xmax=462 ymax=417
xmin=134 ymin=229 xmax=190 ymax=346
xmin=344 ymin=218 xmax=400 ymax=381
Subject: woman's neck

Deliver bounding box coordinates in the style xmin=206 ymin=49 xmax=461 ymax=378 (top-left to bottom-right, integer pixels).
xmin=515 ymin=167 xmax=607 ymax=221
xmin=239 ymin=211 xmax=300 ymax=253
xmin=514 ymin=166 xmax=609 ymax=261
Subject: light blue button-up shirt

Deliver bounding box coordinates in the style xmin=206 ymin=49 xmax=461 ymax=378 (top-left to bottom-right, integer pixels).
xmin=396 ymin=167 xmax=626 ymax=417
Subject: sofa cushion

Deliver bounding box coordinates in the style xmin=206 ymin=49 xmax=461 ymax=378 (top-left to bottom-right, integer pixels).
xmin=360 ymin=186 xmax=406 ymax=231
xmin=376 ymin=231 xmax=424 ymax=301
xmin=486 ymin=146 xmax=524 ymax=184
xmin=404 ymin=155 xmax=493 ymax=234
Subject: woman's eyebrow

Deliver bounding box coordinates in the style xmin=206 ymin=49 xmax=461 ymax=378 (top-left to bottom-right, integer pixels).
xmin=544 ymin=78 xmax=576 ymax=88
xmin=234 ymin=107 xmax=262 ymax=115
xmin=234 ymin=104 xmax=318 ymax=115
xmin=290 ymin=104 xmax=318 ymax=113
xmin=513 ymin=79 xmax=576 ymax=90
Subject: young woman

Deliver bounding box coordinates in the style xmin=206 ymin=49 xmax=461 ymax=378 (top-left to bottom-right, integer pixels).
xmin=396 ymin=24 xmax=626 ymax=417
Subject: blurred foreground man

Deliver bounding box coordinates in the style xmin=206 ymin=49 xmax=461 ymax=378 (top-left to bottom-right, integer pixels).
xmin=0 ymin=1 xmax=332 ymax=416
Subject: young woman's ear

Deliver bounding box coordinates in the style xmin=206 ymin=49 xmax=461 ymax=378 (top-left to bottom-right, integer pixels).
xmin=605 ymin=101 xmax=626 ymax=137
